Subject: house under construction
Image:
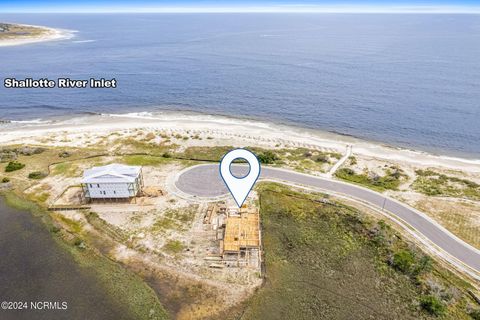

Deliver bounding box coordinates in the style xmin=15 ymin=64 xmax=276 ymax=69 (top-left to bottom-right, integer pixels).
xmin=220 ymin=206 xmax=261 ymax=268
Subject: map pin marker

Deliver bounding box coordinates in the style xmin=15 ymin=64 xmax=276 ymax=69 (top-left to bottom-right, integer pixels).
xmin=220 ymin=149 xmax=261 ymax=208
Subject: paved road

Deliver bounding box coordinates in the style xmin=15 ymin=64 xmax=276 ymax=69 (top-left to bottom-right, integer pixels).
xmin=176 ymin=164 xmax=480 ymax=275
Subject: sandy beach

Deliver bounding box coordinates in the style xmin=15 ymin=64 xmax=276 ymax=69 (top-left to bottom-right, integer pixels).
xmin=1 ymin=111 xmax=479 ymax=173
xmin=0 ymin=23 xmax=74 ymax=47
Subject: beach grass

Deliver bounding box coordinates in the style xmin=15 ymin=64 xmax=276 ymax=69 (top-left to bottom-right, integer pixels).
xmin=413 ymin=169 xmax=480 ymax=201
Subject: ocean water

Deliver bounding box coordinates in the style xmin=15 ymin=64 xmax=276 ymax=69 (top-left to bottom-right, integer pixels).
xmin=0 ymin=13 xmax=479 ymax=157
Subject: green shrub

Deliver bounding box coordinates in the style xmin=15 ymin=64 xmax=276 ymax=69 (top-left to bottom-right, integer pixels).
xmin=413 ymin=256 xmax=433 ymax=275
xmin=420 ymin=295 xmax=446 ymax=316
xmin=58 ymin=151 xmax=71 ymax=158
xmin=50 ymin=226 xmax=61 ymax=233
xmin=470 ymin=310 xmax=480 ymax=320
xmin=391 ymin=250 xmax=415 ymax=274
xmin=257 ymin=151 xmax=279 ymax=164
xmin=1 ymin=177 xmax=10 ymax=183
xmin=28 ymin=171 xmax=47 ymax=179
xmin=5 ymin=161 xmax=25 ymax=172
xmin=313 ymin=154 xmax=329 ymax=163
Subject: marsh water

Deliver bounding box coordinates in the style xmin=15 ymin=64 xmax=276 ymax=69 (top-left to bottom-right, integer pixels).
xmin=0 ymin=199 xmax=132 ymax=320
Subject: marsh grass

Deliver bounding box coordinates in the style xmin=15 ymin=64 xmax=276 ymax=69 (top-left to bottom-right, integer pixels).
xmin=1 ymin=192 xmax=168 ymax=319
xmin=232 ymin=183 xmax=477 ymax=320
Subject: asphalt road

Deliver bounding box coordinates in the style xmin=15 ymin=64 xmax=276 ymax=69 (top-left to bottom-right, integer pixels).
xmin=175 ymin=164 xmax=480 ymax=275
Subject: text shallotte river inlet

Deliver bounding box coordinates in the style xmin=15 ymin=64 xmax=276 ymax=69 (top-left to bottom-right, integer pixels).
xmin=3 ymin=77 xmax=117 ymax=88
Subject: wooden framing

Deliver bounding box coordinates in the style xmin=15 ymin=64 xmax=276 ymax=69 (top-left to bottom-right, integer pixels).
xmin=222 ymin=207 xmax=261 ymax=267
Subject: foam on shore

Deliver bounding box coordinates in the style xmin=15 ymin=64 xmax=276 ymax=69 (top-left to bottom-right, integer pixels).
xmin=1 ymin=110 xmax=479 ymax=173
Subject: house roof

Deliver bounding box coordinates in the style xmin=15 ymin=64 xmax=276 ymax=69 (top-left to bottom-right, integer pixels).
xmin=82 ymin=164 xmax=141 ymax=184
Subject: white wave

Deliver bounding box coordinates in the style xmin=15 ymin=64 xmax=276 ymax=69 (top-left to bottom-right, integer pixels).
xmin=72 ymin=40 xmax=96 ymax=43
xmin=103 ymin=112 xmax=156 ymax=120
xmin=10 ymin=118 xmax=49 ymax=124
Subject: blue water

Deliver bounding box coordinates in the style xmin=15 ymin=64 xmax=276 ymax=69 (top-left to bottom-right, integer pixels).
xmin=0 ymin=13 xmax=479 ymax=157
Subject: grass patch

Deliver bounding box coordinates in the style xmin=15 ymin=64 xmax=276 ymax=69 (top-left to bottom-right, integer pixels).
xmin=2 ymin=191 xmax=42 ymax=213
xmin=151 ymin=207 xmax=197 ymax=232
xmin=27 ymin=191 xmax=50 ymax=204
xmin=52 ymin=162 xmax=78 ymax=177
xmin=163 ymin=240 xmax=184 ymax=254
xmin=117 ymin=138 xmax=177 ymax=156
xmin=53 ymin=213 xmax=84 ymax=234
xmin=122 ymin=155 xmax=171 ymax=166
xmin=413 ymin=169 xmax=480 ymax=200
xmin=177 ymin=146 xmax=234 ymax=161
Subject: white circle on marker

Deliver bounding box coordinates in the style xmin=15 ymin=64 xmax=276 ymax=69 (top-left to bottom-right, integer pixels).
xmin=220 ymin=149 xmax=261 ymax=208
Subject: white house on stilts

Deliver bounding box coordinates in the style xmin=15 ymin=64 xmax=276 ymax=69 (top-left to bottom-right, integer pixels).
xmin=81 ymin=164 xmax=144 ymax=203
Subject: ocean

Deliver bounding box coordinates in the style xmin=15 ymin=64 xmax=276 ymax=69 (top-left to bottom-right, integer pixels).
xmin=0 ymin=13 xmax=479 ymax=157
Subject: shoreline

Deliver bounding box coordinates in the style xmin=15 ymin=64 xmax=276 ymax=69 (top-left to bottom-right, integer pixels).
xmin=0 ymin=23 xmax=74 ymax=47
xmin=1 ymin=111 xmax=479 ymax=173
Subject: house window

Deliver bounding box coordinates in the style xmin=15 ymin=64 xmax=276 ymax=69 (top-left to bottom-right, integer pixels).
xmin=97 ymin=184 xmax=100 ymax=188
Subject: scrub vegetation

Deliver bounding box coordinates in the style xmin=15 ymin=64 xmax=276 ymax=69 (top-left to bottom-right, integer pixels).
xmin=229 ymin=183 xmax=480 ymax=320
xmin=151 ymin=207 xmax=197 ymax=233
xmin=335 ymin=166 xmax=408 ymax=192
xmin=28 ymin=171 xmax=48 ymax=179
xmin=413 ymin=169 xmax=480 ymax=201
xmin=176 ymin=146 xmax=340 ymax=173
